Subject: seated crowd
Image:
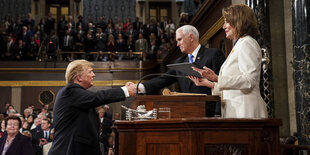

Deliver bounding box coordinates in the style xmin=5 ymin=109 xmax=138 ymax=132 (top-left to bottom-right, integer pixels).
xmin=0 ymin=13 xmax=177 ymax=62
xmin=0 ymin=103 xmax=118 ymax=155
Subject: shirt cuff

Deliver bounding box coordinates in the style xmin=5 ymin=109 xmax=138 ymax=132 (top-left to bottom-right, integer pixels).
xmin=138 ymin=84 xmax=146 ymax=94
xmin=212 ymin=82 xmax=220 ymax=95
xmin=121 ymin=86 xmax=130 ymax=97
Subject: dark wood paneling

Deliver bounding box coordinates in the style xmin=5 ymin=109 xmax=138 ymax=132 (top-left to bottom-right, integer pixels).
xmin=0 ymin=87 xmax=11 ymax=113
xmin=210 ymin=30 xmax=232 ymax=57
xmin=21 ymin=87 xmax=62 ymax=112
xmin=132 ymin=95 xmax=220 ymax=118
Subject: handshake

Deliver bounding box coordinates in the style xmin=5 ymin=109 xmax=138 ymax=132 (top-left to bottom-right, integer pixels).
xmin=124 ymin=82 xmax=141 ymax=97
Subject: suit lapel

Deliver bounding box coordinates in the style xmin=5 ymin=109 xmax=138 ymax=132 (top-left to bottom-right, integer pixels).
xmin=194 ymin=46 xmax=205 ymax=67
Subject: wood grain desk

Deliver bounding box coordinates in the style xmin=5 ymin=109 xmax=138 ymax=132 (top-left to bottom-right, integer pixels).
xmin=114 ymin=118 xmax=282 ymax=155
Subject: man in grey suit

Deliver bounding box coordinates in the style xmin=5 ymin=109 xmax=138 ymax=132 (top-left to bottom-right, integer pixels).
xmin=48 ymin=60 xmax=136 ymax=155
xmin=136 ymin=25 xmax=226 ymax=117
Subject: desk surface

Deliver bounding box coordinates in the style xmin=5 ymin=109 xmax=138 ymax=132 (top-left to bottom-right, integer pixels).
xmin=115 ymin=117 xmax=282 ymax=129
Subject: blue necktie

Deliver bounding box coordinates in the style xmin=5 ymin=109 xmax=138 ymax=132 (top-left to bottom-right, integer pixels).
xmin=189 ymin=54 xmax=194 ymax=63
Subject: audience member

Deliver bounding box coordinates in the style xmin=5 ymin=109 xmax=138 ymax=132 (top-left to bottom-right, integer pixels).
xmin=2 ymin=36 xmax=16 ymax=60
xmin=2 ymin=103 xmax=11 ymax=117
xmin=8 ymin=109 xmax=17 ymax=117
xmin=123 ymin=18 xmax=131 ymax=32
xmin=0 ymin=119 xmax=5 ymax=138
xmin=15 ymin=39 xmax=27 ymax=60
xmin=132 ymin=17 xmax=142 ymax=31
xmin=111 ymin=112 xmax=120 ymax=125
xmin=179 ymin=12 xmax=189 ymax=27
xmin=135 ymin=33 xmax=148 ymax=60
xmin=23 ymin=108 xmax=32 ymax=120
xmin=0 ymin=116 xmax=34 ymax=155
xmin=21 ymin=120 xmax=30 ymax=132
xmin=103 ymin=105 xmax=113 ymax=121
xmin=26 ymin=35 xmax=39 ymax=60
xmin=116 ymin=33 xmax=127 ymax=60
xmin=34 ymin=118 xmax=52 ymax=155
xmin=106 ymin=34 xmax=116 ymax=60
xmin=96 ymin=16 xmax=107 ymax=31
xmin=95 ymin=27 xmax=107 ymax=52
xmin=114 ymin=18 xmax=124 ymax=31
xmin=1 ymin=14 xmax=177 ymax=61
xmin=45 ymin=13 xmax=56 ymax=36
xmin=42 ymin=128 xmax=54 ymax=155
xmin=98 ymin=108 xmax=112 ymax=155
xmin=74 ymin=32 xmax=84 ymax=52
xmin=23 ymin=13 xmax=35 ymax=30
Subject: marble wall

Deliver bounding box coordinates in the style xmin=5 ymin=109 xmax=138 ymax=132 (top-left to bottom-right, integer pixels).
xmin=83 ymin=0 xmax=136 ymax=23
xmin=293 ymin=0 xmax=310 ymax=145
xmin=0 ymin=0 xmax=31 ymax=21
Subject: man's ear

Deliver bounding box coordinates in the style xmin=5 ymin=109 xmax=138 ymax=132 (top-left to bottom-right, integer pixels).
xmin=76 ymin=75 xmax=82 ymax=82
xmin=190 ymin=34 xmax=194 ymax=42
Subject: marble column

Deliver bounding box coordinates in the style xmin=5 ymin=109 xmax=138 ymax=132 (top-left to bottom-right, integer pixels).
xmin=246 ymin=0 xmax=273 ymax=117
xmin=293 ymin=0 xmax=310 ymax=145
xmin=11 ymin=87 xmax=22 ymax=113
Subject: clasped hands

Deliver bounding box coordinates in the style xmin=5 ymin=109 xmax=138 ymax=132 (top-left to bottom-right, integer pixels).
xmin=188 ymin=66 xmax=218 ymax=88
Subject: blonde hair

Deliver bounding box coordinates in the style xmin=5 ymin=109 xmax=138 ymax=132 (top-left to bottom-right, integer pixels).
xmin=65 ymin=60 xmax=94 ymax=84
xmin=222 ymin=4 xmax=258 ymax=38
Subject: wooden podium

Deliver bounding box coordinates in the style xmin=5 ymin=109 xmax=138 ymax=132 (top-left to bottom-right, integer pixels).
xmin=131 ymin=95 xmax=220 ymax=118
xmin=114 ymin=95 xmax=282 ymax=155
xmin=115 ymin=118 xmax=282 ymax=155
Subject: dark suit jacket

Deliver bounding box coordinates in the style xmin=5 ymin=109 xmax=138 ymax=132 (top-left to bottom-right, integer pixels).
xmin=48 ymin=83 xmax=125 ymax=155
xmin=34 ymin=130 xmax=52 ymax=155
xmin=143 ymin=47 xmax=225 ymax=116
xmin=0 ymin=132 xmax=34 ymax=155
xmin=143 ymin=46 xmax=225 ymax=95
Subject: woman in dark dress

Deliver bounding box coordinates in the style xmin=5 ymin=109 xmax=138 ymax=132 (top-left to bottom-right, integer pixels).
xmin=0 ymin=116 xmax=34 ymax=155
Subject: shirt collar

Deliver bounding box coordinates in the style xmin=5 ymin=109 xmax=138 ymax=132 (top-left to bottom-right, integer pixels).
xmin=188 ymin=44 xmax=201 ymax=62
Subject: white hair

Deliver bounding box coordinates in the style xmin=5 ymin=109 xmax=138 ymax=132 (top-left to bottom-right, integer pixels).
xmin=104 ymin=105 xmax=109 ymax=109
xmin=176 ymin=25 xmax=199 ymax=40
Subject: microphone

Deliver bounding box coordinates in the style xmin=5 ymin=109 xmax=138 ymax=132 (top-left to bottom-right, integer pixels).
xmin=136 ymin=73 xmax=188 ymax=95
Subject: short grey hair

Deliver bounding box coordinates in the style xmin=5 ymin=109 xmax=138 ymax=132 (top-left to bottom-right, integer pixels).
xmin=103 ymin=105 xmax=109 ymax=109
xmin=176 ymin=25 xmax=199 ymax=40
xmin=24 ymin=108 xmax=31 ymax=113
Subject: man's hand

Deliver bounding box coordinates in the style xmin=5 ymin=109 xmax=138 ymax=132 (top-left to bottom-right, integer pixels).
xmin=39 ymin=138 xmax=48 ymax=146
xmin=125 ymin=82 xmax=137 ymax=96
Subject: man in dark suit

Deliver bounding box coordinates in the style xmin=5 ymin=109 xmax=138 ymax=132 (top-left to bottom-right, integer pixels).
xmin=34 ymin=118 xmax=52 ymax=155
xmin=136 ymin=25 xmax=226 ymax=116
xmin=48 ymin=60 xmax=136 ymax=155
xmin=98 ymin=108 xmax=111 ymax=155
xmin=132 ymin=17 xmax=142 ymax=31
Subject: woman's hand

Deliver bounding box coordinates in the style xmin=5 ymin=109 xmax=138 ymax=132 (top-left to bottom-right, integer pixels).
xmin=188 ymin=76 xmax=214 ymax=88
xmin=192 ymin=66 xmax=218 ymax=82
